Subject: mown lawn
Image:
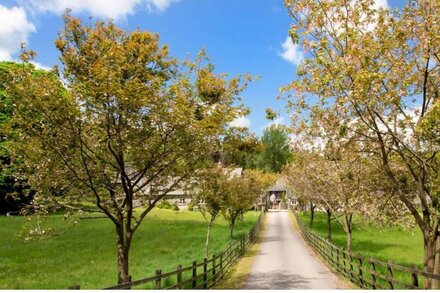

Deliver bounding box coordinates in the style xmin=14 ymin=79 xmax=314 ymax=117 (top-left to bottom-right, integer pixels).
xmin=0 ymin=208 xmax=259 ymax=289
xmin=298 ymin=212 xmax=424 ymax=268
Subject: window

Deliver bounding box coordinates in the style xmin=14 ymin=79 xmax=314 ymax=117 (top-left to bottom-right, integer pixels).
xmin=179 ymin=198 xmax=186 ymax=204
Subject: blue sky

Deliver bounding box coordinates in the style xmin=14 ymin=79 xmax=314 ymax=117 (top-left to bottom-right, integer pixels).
xmin=0 ymin=0 xmax=402 ymax=136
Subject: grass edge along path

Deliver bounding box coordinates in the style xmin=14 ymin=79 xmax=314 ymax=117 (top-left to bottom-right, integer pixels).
xmin=212 ymin=213 xmax=267 ymax=289
xmin=293 ymin=210 xmax=435 ymax=289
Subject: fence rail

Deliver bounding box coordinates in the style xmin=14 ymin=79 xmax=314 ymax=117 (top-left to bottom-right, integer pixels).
xmin=292 ymin=211 xmax=440 ymax=289
xmin=69 ymin=212 xmax=263 ymax=290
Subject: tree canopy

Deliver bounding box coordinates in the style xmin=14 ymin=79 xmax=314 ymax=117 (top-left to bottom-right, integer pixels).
xmin=5 ymin=13 xmax=251 ymax=284
xmin=258 ymin=125 xmax=292 ymax=173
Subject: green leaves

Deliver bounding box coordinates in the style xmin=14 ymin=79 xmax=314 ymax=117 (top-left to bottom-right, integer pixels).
xmin=258 ymin=125 xmax=292 ymax=173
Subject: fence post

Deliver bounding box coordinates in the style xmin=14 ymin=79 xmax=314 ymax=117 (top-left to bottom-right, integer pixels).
xmin=212 ymin=254 xmax=217 ymax=283
xmin=192 ymin=261 xmax=197 ymax=289
xmin=336 ymin=248 xmax=341 ymax=273
xmin=411 ymin=265 xmax=419 ymax=288
xmin=330 ymin=245 xmax=335 ymax=267
xmin=358 ymin=256 xmax=364 ymax=288
xmin=342 ymin=251 xmax=348 ymax=276
xmin=177 ymin=265 xmax=182 ymax=289
xmin=155 ymin=270 xmax=162 ymax=289
xmin=387 ymin=261 xmax=394 ymax=289
xmin=203 ymin=258 xmax=208 ymax=289
xmin=127 ymin=275 xmax=132 ymax=290
xmin=349 ymin=254 xmax=355 ymax=282
xmin=241 ymin=236 xmax=245 ymax=254
xmin=370 ymin=260 xmax=377 ymax=289
xmin=220 ymin=252 xmax=224 ymax=277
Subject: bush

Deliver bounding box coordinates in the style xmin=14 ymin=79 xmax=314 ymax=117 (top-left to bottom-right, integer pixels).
xmin=187 ymin=202 xmax=194 ymax=211
xmin=157 ymin=200 xmax=172 ymax=210
xmin=172 ymin=202 xmax=179 ymax=211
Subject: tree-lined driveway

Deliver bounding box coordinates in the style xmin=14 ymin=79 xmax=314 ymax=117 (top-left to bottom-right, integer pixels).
xmin=245 ymin=210 xmax=343 ymax=289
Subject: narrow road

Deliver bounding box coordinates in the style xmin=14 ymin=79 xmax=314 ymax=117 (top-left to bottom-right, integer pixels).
xmin=244 ymin=210 xmax=343 ymax=289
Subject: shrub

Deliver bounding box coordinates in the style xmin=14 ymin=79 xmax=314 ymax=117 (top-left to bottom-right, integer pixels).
xmin=157 ymin=200 xmax=172 ymax=210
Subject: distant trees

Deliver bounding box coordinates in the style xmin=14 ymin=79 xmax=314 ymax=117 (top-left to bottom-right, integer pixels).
xmin=192 ymin=165 xmax=227 ymax=258
xmin=0 ymin=62 xmax=34 ymax=215
xmin=192 ymin=164 xmax=275 ymax=258
xmin=257 ymin=125 xmax=292 ymax=173
xmin=5 ymin=13 xmax=251 ymax=284
xmin=222 ymin=169 xmax=275 ymax=238
xmin=221 ymin=127 xmax=263 ymax=169
xmin=283 ymin=0 xmax=440 ymax=287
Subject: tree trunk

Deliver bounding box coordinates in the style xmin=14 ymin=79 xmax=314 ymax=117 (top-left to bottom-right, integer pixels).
xmin=309 ymin=202 xmax=315 ymax=228
xmin=326 ymin=208 xmax=332 ymax=242
xmin=229 ymin=217 xmax=236 ymax=238
xmin=116 ymin=226 xmax=132 ymax=284
xmin=205 ymin=219 xmax=213 ymax=259
xmin=344 ymin=215 xmax=353 ymax=252
xmin=346 ymin=228 xmax=352 ymax=252
xmin=423 ymin=233 xmax=440 ymax=289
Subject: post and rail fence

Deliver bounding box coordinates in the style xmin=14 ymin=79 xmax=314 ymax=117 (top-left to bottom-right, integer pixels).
xmin=292 ymin=210 xmax=440 ymax=289
xmin=68 ymin=212 xmax=263 ymax=290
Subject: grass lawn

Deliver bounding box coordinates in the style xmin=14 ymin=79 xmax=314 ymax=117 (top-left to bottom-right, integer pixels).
xmin=0 ymin=208 xmax=259 ymax=289
xmin=298 ymin=212 xmax=424 ymax=268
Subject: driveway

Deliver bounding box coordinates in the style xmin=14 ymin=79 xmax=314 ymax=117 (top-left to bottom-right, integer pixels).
xmin=244 ymin=210 xmax=343 ymax=289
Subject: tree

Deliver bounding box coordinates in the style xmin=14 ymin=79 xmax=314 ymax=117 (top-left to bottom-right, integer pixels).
xmin=0 ymin=62 xmax=35 ymax=215
xmin=5 ymin=13 xmax=250 ymax=284
xmin=222 ymin=169 xmax=275 ymax=238
xmin=258 ymin=125 xmax=292 ymax=173
xmin=284 ymin=0 xmax=440 ymax=286
xmin=191 ymin=164 xmax=227 ymax=258
xmin=283 ymin=110 xmax=404 ymax=250
xmin=220 ymin=127 xmax=263 ymax=169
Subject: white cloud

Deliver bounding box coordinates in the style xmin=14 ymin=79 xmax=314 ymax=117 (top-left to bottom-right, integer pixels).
xmin=22 ymin=0 xmax=180 ymax=19
xmin=371 ymin=0 xmax=389 ymax=10
xmin=279 ymin=36 xmax=304 ymax=66
xmin=31 ymin=61 xmax=51 ymax=71
xmin=263 ymin=116 xmax=285 ymax=129
xmin=229 ymin=116 xmax=251 ymax=128
xmin=146 ymin=0 xmax=180 ymax=12
xmin=0 ymin=5 xmax=35 ymax=61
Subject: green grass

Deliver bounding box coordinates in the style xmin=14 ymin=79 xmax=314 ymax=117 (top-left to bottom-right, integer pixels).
xmin=0 ymin=209 xmax=259 ymax=289
xmin=298 ymin=212 xmax=426 ymax=289
xmin=298 ymin=212 xmax=423 ymax=267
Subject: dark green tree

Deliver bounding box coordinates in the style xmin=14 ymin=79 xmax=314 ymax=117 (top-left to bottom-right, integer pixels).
xmin=258 ymin=125 xmax=292 ymax=173
xmin=221 ymin=127 xmax=262 ymax=169
xmin=0 ymin=62 xmax=34 ymax=214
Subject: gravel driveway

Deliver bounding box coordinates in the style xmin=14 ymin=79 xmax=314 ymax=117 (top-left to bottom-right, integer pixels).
xmin=244 ymin=210 xmax=343 ymax=289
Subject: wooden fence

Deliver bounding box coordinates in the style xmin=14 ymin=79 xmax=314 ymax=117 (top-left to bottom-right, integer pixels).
xmin=69 ymin=212 xmax=263 ymax=290
xmin=293 ymin=211 xmax=440 ymax=289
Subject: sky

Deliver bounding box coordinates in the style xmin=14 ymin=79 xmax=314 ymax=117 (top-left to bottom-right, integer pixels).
xmin=0 ymin=0 xmax=402 ymax=136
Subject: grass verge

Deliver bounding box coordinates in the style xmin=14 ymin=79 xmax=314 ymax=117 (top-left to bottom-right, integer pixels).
xmin=297 ymin=211 xmax=423 ymax=268
xmin=0 ymin=209 xmax=259 ymax=289
xmin=213 ymin=213 xmax=267 ymax=289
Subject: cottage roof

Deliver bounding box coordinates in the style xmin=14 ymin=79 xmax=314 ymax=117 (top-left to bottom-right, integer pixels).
xmin=267 ymin=179 xmax=288 ymax=192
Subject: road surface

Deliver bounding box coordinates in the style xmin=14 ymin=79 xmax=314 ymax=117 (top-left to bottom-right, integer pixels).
xmin=244 ymin=210 xmax=343 ymax=289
